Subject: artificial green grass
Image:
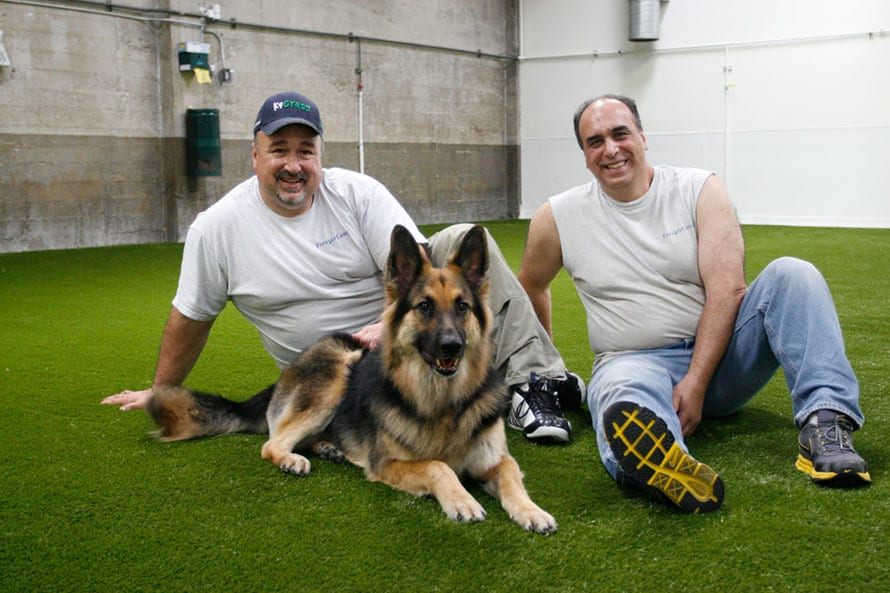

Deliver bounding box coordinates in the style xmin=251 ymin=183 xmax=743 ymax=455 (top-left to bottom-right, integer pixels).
xmin=1 ymin=222 xmax=888 ymax=593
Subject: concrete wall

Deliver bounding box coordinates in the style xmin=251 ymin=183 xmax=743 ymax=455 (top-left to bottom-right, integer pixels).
xmin=519 ymin=0 xmax=890 ymax=227
xmin=0 ymin=0 xmax=519 ymax=252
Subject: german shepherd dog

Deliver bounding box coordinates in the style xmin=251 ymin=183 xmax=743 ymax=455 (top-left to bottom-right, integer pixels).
xmin=147 ymin=225 xmax=557 ymax=534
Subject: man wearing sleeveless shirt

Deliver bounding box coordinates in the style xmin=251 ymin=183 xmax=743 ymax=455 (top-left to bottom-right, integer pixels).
xmin=519 ymin=94 xmax=870 ymax=512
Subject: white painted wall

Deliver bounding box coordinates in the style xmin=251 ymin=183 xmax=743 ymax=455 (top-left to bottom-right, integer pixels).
xmin=519 ymin=0 xmax=890 ymax=227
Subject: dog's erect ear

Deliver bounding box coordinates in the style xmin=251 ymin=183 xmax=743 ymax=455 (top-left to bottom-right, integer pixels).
xmin=387 ymin=225 xmax=426 ymax=292
xmin=450 ymin=225 xmax=489 ymax=292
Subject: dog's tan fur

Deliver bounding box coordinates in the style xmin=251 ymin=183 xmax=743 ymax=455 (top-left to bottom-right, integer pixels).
xmin=148 ymin=225 xmax=556 ymax=533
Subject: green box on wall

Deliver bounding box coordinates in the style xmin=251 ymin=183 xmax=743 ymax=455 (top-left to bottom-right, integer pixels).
xmin=185 ymin=108 xmax=222 ymax=177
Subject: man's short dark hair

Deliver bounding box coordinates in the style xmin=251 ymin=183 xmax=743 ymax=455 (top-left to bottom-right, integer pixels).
xmin=573 ymin=94 xmax=643 ymax=148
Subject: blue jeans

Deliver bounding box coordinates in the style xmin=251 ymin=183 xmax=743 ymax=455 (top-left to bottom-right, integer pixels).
xmin=588 ymin=257 xmax=863 ymax=481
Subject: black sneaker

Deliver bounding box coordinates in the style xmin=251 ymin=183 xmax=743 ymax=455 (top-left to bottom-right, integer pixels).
xmin=796 ymin=410 xmax=871 ymax=485
xmin=603 ymin=401 xmax=724 ymax=513
xmin=552 ymin=371 xmax=586 ymax=411
xmin=508 ymin=372 xmax=572 ymax=443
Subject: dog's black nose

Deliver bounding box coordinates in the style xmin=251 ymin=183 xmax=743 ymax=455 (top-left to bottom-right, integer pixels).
xmin=438 ymin=332 xmax=464 ymax=358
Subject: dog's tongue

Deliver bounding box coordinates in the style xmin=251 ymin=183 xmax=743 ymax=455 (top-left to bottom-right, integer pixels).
xmin=437 ymin=358 xmax=458 ymax=371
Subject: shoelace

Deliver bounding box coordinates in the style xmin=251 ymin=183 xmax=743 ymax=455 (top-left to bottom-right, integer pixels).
xmin=814 ymin=416 xmax=855 ymax=452
xmin=525 ymin=377 xmax=562 ymax=416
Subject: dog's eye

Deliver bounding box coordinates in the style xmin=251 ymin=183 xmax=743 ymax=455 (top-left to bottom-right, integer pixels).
xmin=416 ymin=301 xmax=432 ymax=314
xmin=456 ymin=301 xmax=470 ymax=314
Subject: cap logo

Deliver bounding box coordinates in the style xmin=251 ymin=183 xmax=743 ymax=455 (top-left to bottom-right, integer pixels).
xmin=274 ymin=100 xmax=312 ymax=113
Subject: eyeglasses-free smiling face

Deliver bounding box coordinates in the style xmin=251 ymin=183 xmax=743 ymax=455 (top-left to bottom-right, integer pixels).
xmin=577 ymin=98 xmax=653 ymax=203
xmin=252 ymin=124 xmax=323 ymax=217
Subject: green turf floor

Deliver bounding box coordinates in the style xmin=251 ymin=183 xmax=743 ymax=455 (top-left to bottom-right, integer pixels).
xmin=1 ymin=222 xmax=888 ymax=592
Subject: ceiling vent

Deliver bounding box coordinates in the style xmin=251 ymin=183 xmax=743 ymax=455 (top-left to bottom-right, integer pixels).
xmin=629 ymin=0 xmax=667 ymax=42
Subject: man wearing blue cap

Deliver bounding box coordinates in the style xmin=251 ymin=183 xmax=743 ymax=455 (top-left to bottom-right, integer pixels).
xmin=103 ymin=91 xmax=583 ymax=443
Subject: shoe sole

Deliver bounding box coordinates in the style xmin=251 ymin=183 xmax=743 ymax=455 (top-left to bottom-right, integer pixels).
xmin=524 ymin=425 xmax=571 ymax=443
xmin=604 ymin=402 xmax=724 ymax=513
xmin=507 ymin=414 xmax=571 ymax=443
xmin=795 ymin=455 xmax=872 ymax=485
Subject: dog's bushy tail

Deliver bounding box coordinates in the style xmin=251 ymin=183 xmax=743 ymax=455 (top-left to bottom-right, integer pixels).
xmin=147 ymin=384 xmax=273 ymax=441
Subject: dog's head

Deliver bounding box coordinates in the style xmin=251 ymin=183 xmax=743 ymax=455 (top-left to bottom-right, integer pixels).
xmin=383 ymin=225 xmax=491 ymax=378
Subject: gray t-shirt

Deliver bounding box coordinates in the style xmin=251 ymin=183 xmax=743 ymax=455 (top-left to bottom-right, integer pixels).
xmin=550 ymin=165 xmax=712 ymax=368
xmin=173 ymin=167 xmax=425 ymax=368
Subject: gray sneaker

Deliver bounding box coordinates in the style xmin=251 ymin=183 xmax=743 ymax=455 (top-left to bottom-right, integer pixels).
xmin=796 ymin=410 xmax=871 ymax=485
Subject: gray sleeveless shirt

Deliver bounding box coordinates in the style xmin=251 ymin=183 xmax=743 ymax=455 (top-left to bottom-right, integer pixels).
xmin=550 ymin=166 xmax=712 ymax=367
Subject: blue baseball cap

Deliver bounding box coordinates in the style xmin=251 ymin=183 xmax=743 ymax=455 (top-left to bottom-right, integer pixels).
xmin=253 ymin=91 xmax=323 ymax=136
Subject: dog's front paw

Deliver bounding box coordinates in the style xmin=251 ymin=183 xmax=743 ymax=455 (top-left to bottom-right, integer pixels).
xmin=279 ymin=453 xmax=311 ymax=476
xmin=442 ymin=495 xmax=487 ymax=523
xmin=512 ymin=506 xmax=558 ymax=535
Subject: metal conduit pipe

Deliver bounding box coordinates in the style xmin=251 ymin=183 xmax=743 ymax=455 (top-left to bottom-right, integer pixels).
xmin=352 ymin=35 xmax=365 ymax=175
xmin=2 ymin=0 xmax=517 ymax=61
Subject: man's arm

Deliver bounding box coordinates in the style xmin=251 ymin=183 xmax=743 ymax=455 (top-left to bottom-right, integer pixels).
xmin=517 ymin=201 xmax=564 ymax=338
xmin=673 ymin=175 xmax=747 ymax=436
xmin=101 ymin=307 xmax=215 ymax=411
xmin=152 ymin=307 xmax=215 ymax=387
